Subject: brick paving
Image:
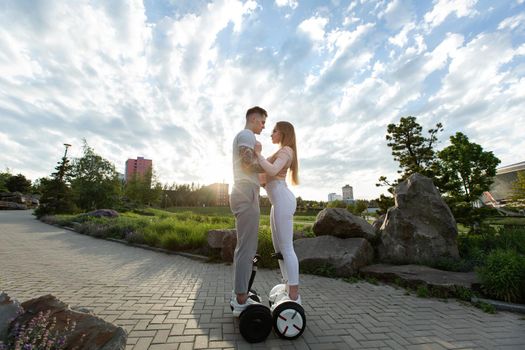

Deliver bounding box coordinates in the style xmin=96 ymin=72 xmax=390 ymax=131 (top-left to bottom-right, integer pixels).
xmin=1 ymin=210 xmax=524 ymax=350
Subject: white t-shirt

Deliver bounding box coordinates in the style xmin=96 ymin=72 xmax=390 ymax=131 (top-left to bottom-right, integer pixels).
xmin=232 ymin=129 xmax=259 ymax=185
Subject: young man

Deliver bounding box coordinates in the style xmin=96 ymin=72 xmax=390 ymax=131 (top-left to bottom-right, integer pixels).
xmin=229 ymin=106 xmax=267 ymax=316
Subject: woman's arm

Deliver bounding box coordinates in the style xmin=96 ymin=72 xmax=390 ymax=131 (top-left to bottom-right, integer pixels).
xmin=257 ymin=151 xmax=290 ymax=176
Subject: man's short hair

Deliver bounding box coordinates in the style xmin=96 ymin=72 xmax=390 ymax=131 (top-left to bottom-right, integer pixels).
xmin=246 ymin=106 xmax=267 ymax=119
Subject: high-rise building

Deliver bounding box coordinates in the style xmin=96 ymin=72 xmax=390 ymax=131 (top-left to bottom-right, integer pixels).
xmin=328 ymin=193 xmax=342 ymax=202
xmin=206 ymin=183 xmax=230 ymax=206
xmin=125 ymin=157 xmax=152 ymax=182
xmin=342 ymin=184 xmax=354 ymax=204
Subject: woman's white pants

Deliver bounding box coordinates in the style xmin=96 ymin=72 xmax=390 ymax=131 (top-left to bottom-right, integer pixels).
xmin=266 ymin=180 xmax=299 ymax=285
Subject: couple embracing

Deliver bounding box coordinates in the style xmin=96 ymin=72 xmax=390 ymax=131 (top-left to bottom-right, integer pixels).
xmin=229 ymin=106 xmax=300 ymax=316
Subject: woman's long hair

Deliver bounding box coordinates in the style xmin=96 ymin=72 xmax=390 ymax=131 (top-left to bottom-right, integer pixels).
xmin=275 ymin=121 xmax=299 ymax=185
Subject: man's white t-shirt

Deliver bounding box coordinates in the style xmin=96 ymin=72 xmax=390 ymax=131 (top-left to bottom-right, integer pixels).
xmin=232 ymin=129 xmax=259 ymax=185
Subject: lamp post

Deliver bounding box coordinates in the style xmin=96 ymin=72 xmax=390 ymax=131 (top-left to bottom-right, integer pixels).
xmin=63 ymin=143 xmax=72 ymax=159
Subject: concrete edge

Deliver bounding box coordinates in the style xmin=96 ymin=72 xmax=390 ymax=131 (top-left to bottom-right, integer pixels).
xmin=471 ymin=297 xmax=525 ymax=314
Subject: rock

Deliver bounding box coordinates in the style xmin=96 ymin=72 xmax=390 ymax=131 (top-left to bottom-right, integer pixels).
xmin=0 ymin=201 xmax=27 ymax=210
xmin=0 ymin=192 xmax=25 ymax=204
xmin=14 ymin=294 xmax=127 ymax=350
xmin=207 ymin=229 xmax=238 ymax=262
xmin=312 ymin=208 xmax=377 ymax=241
xmin=294 ymin=236 xmax=374 ymax=277
xmin=0 ymin=292 xmax=22 ymax=341
xmin=377 ymin=173 xmax=459 ymax=264
xmin=360 ymin=264 xmax=479 ymax=296
xmin=293 ymin=231 xmax=307 ymax=240
xmin=221 ymin=231 xmax=237 ymax=262
xmin=207 ymin=229 xmax=236 ymax=249
xmin=372 ymin=214 xmax=386 ymax=232
xmin=85 ymin=209 xmax=119 ymax=218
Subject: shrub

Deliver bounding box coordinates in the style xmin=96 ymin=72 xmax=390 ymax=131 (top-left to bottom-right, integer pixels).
xmin=476 ymin=249 xmax=525 ymax=303
xmin=257 ymin=226 xmax=279 ymax=269
xmin=416 ymin=285 xmax=429 ymax=298
xmin=125 ymin=231 xmax=146 ymax=244
xmin=300 ymin=262 xmax=337 ymax=277
xmin=454 ymin=286 xmax=473 ymax=302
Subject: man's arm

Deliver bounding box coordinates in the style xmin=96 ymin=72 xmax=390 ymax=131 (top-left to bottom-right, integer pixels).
xmin=239 ymin=146 xmax=264 ymax=173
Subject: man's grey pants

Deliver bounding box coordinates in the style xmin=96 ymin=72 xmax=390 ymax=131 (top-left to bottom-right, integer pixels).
xmin=230 ymin=181 xmax=260 ymax=294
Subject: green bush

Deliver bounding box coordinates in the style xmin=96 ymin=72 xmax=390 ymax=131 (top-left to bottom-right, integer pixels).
xmin=476 ymin=249 xmax=525 ymax=303
xmin=257 ymin=226 xmax=279 ymax=269
xmin=457 ymin=223 xmax=525 ymax=271
xmin=416 ymin=285 xmax=429 ymax=298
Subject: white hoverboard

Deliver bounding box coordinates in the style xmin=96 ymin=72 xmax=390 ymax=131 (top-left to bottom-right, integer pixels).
xmin=268 ymin=283 xmax=306 ymax=339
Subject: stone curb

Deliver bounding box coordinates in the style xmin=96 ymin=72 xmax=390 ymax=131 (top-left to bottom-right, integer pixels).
xmin=471 ymin=297 xmax=525 ymax=314
xmin=52 ymin=224 xmax=211 ymax=263
xmin=105 ymin=238 xmax=209 ymax=263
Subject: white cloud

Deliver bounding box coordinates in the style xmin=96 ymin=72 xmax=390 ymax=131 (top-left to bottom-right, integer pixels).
xmin=0 ymin=0 xmax=523 ymax=201
xmin=275 ymin=0 xmax=298 ymax=10
xmin=424 ymin=0 xmax=478 ymax=30
xmin=380 ymin=0 xmax=413 ymax=30
xmin=498 ymin=12 xmax=525 ymax=31
xmin=388 ymin=22 xmax=416 ymax=47
xmin=298 ymin=15 xmax=329 ymax=43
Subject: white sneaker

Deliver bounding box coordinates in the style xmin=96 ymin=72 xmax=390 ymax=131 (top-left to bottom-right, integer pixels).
xmin=291 ymin=294 xmax=302 ymax=305
xmin=230 ymin=296 xmax=260 ymax=317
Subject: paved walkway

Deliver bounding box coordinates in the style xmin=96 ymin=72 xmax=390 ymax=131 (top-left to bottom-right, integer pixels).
xmin=1 ymin=211 xmax=524 ymax=350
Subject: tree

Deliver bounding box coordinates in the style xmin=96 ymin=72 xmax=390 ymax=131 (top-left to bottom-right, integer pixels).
xmin=35 ymin=150 xmax=76 ymax=217
xmin=70 ymin=141 xmax=122 ymax=211
xmin=346 ymin=199 xmax=368 ymax=217
xmin=512 ymin=171 xmax=525 ymax=202
xmin=5 ymin=173 xmax=32 ymax=193
xmin=31 ymin=177 xmax=46 ymax=195
xmin=354 ymin=200 xmax=368 ymax=217
xmin=327 ymin=200 xmax=347 ymax=208
xmin=376 ymin=194 xmax=395 ymax=216
xmin=377 ymin=116 xmax=443 ymax=191
xmin=0 ymin=169 xmax=12 ymax=192
xmin=437 ymin=132 xmax=500 ymax=227
xmin=437 ymin=132 xmax=500 ymax=203
xmin=124 ymin=168 xmax=162 ymax=207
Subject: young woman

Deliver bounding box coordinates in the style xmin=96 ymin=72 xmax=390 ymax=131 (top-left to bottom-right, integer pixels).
xmin=254 ymin=121 xmax=300 ymax=303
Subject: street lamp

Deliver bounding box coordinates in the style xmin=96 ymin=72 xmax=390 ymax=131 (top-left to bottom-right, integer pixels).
xmin=63 ymin=143 xmax=72 ymax=158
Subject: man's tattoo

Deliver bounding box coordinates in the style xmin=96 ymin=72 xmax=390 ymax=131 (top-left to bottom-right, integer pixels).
xmin=239 ymin=146 xmax=264 ymax=173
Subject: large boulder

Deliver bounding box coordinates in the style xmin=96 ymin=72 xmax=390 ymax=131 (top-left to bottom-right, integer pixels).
xmin=0 ymin=292 xmax=22 ymax=341
xmin=377 ymin=173 xmax=459 ymax=264
xmin=85 ymin=209 xmax=119 ymax=218
xmin=294 ymin=236 xmax=374 ymax=277
xmin=0 ymin=201 xmax=27 ymax=210
xmin=221 ymin=231 xmax=237 ymax=262
xmin=313 ymin=208 xmax=377 ymax=242
xmin=207 ymin=229 xmax=237 ymax=262
xmin=372 ymin=214 xmax=386 ymax=232
xmin=11 ymin=294 xmax=127 ymax=350
xmin=207 ymin=229 xmax=236 ymax=249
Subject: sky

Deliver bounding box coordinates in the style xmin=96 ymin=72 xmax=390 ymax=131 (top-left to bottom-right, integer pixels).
xmin=0 ymin=0 xmax=524 ymax=201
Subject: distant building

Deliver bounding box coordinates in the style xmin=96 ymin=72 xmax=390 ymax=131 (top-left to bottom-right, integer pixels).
xmin=206 ymin=183 xmax=229 ymax=206
xmin=328 ymin=193 xmax=342 ymax=202
xmin=483 ymin=161 xmax=525 ymax=205
xmin=490 ymin=161 xmax=525 ymax=201
xmin=125 ymin=157 xmax=152 ymax=182
xmin=342 ymin=184 xmax=354 ymax=204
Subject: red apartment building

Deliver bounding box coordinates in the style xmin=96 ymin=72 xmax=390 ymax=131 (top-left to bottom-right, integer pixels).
xmin=125 ymin=157 xmax=152 ymax=182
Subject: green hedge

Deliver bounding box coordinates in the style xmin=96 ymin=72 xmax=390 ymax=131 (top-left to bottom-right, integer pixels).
xmin=476 ymin=249 xmax=525 ymax=303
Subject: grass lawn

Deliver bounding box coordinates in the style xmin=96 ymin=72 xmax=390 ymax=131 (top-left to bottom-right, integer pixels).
xmin=47 ymin=207 xmax=317 ymax=268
